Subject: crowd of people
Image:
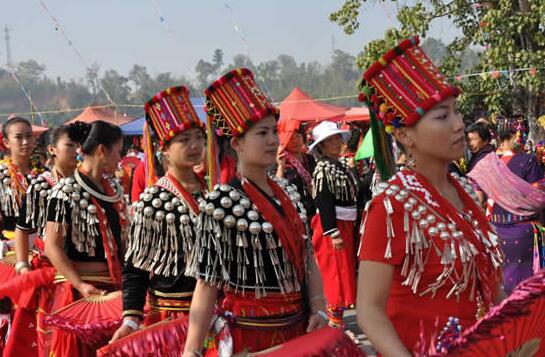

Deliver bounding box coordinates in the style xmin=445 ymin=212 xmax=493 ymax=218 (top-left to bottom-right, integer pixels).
xmin=0 ymin=36 xmax=541 ymax=357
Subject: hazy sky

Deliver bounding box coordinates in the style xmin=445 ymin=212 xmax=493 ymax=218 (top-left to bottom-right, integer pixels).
xmin=0 ymin=1 xmax=455 ymax=80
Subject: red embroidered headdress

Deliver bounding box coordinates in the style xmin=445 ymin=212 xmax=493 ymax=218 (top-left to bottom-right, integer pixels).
xmin=361 ymin=36 xmax=460 ymax=130
xmin=144 ymin=86 xmax=204 ymax=146
xmin=205 ymin=68 xmax=279 ymax=137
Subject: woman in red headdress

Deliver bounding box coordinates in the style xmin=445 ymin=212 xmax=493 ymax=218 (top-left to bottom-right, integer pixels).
xmin=356 ymin=37 xmax=504 ymax=356
xmin=183 ymin=68 xmax=327 ymax=356
xmin=109 ymin=86 xmax=207 ymax=343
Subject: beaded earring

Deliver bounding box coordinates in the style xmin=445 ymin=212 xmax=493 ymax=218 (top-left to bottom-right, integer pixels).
xmin=407 ymin=152 xmax=417 ymax=170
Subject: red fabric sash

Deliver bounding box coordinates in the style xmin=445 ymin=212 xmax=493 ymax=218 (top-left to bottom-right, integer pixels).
xmin=79 ymin=170 xmax=126 ymax=287
xmin=284 ymin=152 xmax=312 ymax=191
xmin=241 ymin=178 xmax=306 ymax=280
xmin=92 ymin=198 xmax=123 ymax=286
xmin=6 ymin=159 xmax=29 ymax=207
xmin=165 ymin=172 xmax=202 ymax=215
xmin=222 ymin=291 xmax=304 ymax=318
xmin=41 ymin=171 xmax=57 ymax=187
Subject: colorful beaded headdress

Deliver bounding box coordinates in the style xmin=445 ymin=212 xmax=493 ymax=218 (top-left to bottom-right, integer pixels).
xmin=495 ymin=114 xmax=527 ymax=134
xmin=205 ymin=68 xmax=279 ymax=137
xmin=144 ymin=86 xmax=204 ymax=146
xmin=360 ymin=36 xmax=460 ymax=132
xmin=495 ymin=114 xmax=528 ymax=148
xmin=204 ymin=68 xmax=278 ymax=191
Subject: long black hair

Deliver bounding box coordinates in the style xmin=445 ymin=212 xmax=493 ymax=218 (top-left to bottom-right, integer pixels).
xmin=69 ymin=120 xmax=123 ymax=155
xmin=47 ymin=122 xmax=88 ymax=148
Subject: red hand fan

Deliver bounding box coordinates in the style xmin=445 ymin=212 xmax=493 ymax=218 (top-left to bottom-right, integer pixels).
xmin=97 ymin=315 xmax=188 ymax=357
xmin=0 ymin=256 xmax=17 ymax=282
xmin=445 ymin=269 xmax=545 ymax=356
xmin=250 ymin=327 xmax=366 ymax=357
xmin=45 ymin=290 xmax=123 ymax=347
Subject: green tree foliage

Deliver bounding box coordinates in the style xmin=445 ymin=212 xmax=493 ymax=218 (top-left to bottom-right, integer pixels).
xmin=331 ymin=0 xmax=545 ymax=139
xmin=195 ymin=48 xmax=225 ymax=89
xmin=100 ymin=69 xmax=130 ymax=105
xmin=0 ymin=48 xmax=361 ymax=125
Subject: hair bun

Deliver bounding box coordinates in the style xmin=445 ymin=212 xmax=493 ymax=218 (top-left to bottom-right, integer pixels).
xmin=67 ymin=121 xmax=91 ymax=144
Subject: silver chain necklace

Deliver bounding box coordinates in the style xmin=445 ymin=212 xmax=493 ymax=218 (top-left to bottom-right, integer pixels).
xmin=74 ymin=170 xmax=123 ymax=203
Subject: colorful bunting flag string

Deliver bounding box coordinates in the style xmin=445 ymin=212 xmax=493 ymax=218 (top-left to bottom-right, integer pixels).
xmin=0 ymin=94 xmax=358 ymax=118
xmin=148 ymin=0 xmax=206 ymax=103
xmin=0 ymin=52 xmax=45 ymax=125
xmin=470 ymin=0 xmax=501 ymax=90
xmin=35 ymin=0 xmax=116 ymax=108
xmin=7 ymin=70 xmax=45 ymax=125
xmin=150 ymin=0 xmax=174 ymax=36
xmin=0 ymin=62 xmax=541 ymax=121
xmin=222 ymin=2 xmax=274 ymax=100
xmin=450 ymin=65 xmax=542 ymax=81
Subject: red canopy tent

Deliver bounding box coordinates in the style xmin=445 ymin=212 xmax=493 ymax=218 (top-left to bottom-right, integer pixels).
xmin=31 ymin=125 xmax=48 ymax=135
xmin=341 ymin=107 xmax=370 ymax=122
xmin=66 ymin=106 xmax=134 ymax=126
xmin=279 ymin=87 xmax=347 ymax=122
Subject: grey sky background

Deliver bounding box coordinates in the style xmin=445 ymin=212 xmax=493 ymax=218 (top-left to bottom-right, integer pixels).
xmin=0 ymin=1 xmax=455 ymax=80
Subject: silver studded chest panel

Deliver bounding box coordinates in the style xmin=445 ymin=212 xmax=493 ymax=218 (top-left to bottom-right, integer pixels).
xmin=125 ymin=176 xmax=202 ymax=278
xmin=21 ymin=171 xmax=56 ymax=235
xmin=47 ymin=176 xmax=121 ymax=259
xmin=187 ymin=180 xmax=308 ymax=297
xmin=361 ymin=171 xmax=503 ymax=300
xmin=0 ymin=161 xmax=35 ymax=223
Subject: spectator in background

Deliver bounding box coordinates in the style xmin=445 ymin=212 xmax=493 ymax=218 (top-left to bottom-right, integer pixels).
xmin=126 ymin=144 xmax=144 ymax=161
xmin=130 ymin=145 xmax=165 ymax=202
xmin=469 ymin=123 xmax=545 ymax=294
xmin=272 ymin=119 xmax=316 ymax=218
xmin=466 ymin=122 xmax=494 ymax=172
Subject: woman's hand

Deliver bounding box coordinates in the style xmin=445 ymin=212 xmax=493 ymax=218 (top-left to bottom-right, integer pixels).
xmin=18 ymin=267 xmax=31 ymax=275
xmin=276 ymin=146 xmax=287 ymax=169
xmin=182 ymin=352 xmax=203 ymax=357
xmin=307 ymin=312 xmax=327 ymax=332
xmin=109 ymin=324 xmax=135 ymax=343
xmin=332 ymin=236 xmax=344 ymax=250
xmin=115 ymin=168 xmax=125 ymax=180
xmin=76 ymin=282 xmax=106 ymax=297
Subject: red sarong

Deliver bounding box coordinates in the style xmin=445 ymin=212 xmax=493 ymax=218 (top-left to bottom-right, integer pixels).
xmin=143 ymin=295 xmax=190 ymax=326
xmin=216 ymin=291 xmax=307 ymax=354
xmin=3 ymin=255 xmax=55 ymax=357
xmin=311 ymin=216 xmax=356 ymax=308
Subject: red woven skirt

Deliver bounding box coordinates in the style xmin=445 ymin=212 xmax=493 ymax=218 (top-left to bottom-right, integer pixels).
xmin=143 ymin=294 xmax=191 ymax=326
xmin=211 ymin=291 xmax=307 ymax=354
xmin=3 ymin=255 xmax=55 ymax=357
xmin=311 ymin=216 xmax=356 ymax=308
